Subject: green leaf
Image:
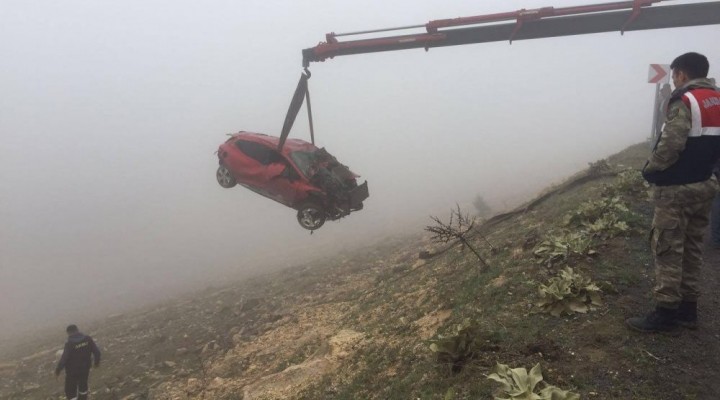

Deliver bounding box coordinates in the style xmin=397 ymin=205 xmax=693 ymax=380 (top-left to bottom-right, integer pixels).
xmin=567 ymin=300 xmax=588 ymax=313
xmin=537 ymin=267 xmax=602 ymax=316
xmin=509 ymin=366 xmax=530 ymax=392
xmin=538 ymin=386 xmax=581 ymax=400
xmin=528 ymin=363 xmax=544 ymax=392
xmin=488 ymin=362 xmax=578 ymax=400
xmin=444 ymin=387 xmax=455 ymax=400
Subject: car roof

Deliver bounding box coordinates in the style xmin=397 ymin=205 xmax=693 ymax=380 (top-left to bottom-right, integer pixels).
xmin=231 ymin=131 xmax=318 ymax=155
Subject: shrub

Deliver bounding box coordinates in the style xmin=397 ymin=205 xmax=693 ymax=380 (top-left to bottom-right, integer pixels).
xmin=473 ymin=195 xmax=493 ymax=219
xmin=533 ymin=232 xmax=595 ymax=266
xmin=537 ymin=267 xmax=602 ymax=317
xmin=605 ymin=169 xmax=648 ymax=196
xmin=429 ymin=319 xmax=481 ymax=373
xmin=487 ymin=362 xmax=580 ymax=400
xmin=563 ymin=196 xmax=634 ymax=239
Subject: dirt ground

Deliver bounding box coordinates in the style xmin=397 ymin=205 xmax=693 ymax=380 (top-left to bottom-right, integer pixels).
xmin=3 ymin=143 xmax=720 ymax=399
xmin=633 ymin=234 xmax=720 ymax=399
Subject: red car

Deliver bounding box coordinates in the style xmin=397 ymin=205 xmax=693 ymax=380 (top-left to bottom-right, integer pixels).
xmin=216 ymin=132 xmax=368 ymax=230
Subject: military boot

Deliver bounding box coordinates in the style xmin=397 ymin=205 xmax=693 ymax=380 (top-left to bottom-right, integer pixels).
xmin=675 ymin=301 xmax=698 ymax=330
xmin=625 ymin=307 xmax=680 ymax=335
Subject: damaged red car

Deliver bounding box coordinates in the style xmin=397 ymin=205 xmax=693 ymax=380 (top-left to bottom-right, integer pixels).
xmin=216 ymin=132 xmax=369 ymax=230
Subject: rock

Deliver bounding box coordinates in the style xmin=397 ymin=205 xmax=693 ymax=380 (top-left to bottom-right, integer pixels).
xmin=208 ymin=377 xmax=225 ymax=389
xmin=201 ymin=341 xmax=218 ymax=356
xmin=151 ymin=334 xmax=167 ymax=344
xmin=231 ymin=333 xmax=244 ymax=346
xmin=176 ymin=348 xmax=188 ymax=356
xmin=0 ymin=362 xmax=16 ymax=373
xmin=186 ymin=378 xmax=202 ymax=394
xmin=414 ymin=309 xmax=453 ymax=340
xmin=329 ymin=330 xmax=365 ymax=359
xmin=243 ymin=358 xmax=332 ymax=400
xmin=22 ymin=383 xmax=40 ymax=391
xmin=241 ymin=298 xmax=261 ymax=311
xmin=163 ymin=361 xmax=177 ymax=368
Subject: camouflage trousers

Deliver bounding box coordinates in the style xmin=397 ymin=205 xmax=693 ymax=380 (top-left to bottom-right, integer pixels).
xmin=651 ymin=181 xmax=717 ymax=308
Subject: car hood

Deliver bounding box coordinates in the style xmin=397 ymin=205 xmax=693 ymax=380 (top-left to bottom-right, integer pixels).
xmin=322 ymin=162 xmax=359 ymax=180
xmin=292 ymin=148 xmax=359 ymax=181
xmin=314 ymin=148 xmax=359 ymax=179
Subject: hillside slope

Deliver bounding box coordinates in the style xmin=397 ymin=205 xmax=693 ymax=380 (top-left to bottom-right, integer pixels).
xmin=3 ymin=142 xmax=720 ymax=400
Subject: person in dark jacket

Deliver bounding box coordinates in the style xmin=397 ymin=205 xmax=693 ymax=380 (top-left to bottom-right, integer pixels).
xmin=55 ymin=324 xmax=101 ymax=400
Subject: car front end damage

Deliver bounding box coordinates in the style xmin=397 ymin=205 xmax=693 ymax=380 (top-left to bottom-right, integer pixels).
xmin=349 ymin=181 xmax=369 ymax=210
xmin=305 ymin=153 xmax=368 ymax=220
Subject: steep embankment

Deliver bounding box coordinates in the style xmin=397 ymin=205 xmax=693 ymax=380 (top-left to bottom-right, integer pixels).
xmin=3 ymin=142 xmax=720 ymax=400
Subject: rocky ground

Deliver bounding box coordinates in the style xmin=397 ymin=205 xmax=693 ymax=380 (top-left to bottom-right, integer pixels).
xmin=2 ymin=142 xmax=720 ymax=399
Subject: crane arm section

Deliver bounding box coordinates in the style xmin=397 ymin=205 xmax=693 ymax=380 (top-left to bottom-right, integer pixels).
xmin=302 ymin=1 xmax=720 ymax=67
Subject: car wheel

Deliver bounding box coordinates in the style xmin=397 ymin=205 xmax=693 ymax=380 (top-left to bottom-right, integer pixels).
xmin=216 ymin=165 xmax=236 ymax=188
xmin=296 ymin=203 xmax=326 ymax=230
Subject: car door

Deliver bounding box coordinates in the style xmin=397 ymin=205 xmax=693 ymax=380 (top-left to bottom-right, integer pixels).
xmin=231 ymin=140 xmax=299 ymax=205
xmin=229 ymin=140 xmax=270 ymax=187
xmin=261 ymin=157 xmax=302 ymax=206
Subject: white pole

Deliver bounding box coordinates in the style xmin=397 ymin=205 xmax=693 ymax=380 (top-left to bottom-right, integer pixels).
xmin=650 ymin=82 xmax=660 ymax=145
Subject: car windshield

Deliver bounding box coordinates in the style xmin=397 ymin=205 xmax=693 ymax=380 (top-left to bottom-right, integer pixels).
xmin=289 ymin=150 xmax=319 ymax=178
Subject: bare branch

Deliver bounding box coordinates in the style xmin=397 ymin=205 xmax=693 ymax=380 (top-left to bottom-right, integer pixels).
xmin=425 ymin=205 xmax=490 ymax=269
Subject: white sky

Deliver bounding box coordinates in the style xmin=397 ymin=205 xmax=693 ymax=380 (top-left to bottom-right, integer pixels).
xmin=1 ymin=0 xmax=718 ymax=340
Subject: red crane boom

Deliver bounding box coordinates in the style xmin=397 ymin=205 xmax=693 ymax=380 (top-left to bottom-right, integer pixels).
xmin=279 ymin=0 xmax=720 ymax=149
xmin=301 ymin=0 xmax=720 ymax=67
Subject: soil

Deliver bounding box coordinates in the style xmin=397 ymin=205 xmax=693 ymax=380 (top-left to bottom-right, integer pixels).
xmin=628 ymin=237 xmax=720 ymax=399
xmin=2 ymin=142 xmax=720 ymax=400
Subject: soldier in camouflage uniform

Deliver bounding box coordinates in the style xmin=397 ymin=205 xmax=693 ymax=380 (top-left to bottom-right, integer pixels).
xmin=627 ymin=53 xmax=720 ymax=334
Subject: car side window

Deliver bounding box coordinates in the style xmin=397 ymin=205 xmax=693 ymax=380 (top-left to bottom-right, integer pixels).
xmin=282 ymin=166 xmax=300 ymax=181
xmin=235 ymin=140 xmax=283 ymax=165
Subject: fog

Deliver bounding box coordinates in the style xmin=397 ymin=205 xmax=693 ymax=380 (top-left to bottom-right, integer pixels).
xmin=1 ymin=0 xmax=718 ymax=342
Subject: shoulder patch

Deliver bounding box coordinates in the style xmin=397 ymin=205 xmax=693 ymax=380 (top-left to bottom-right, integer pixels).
xmin=667 ymin=104 xmax=681 ymax=119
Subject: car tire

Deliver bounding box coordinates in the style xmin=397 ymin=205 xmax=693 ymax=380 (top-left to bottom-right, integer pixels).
xmin=216 ymin=165 xmax=237 ymax=188
xmin=296 ymin=202 xmax=326 ymax=230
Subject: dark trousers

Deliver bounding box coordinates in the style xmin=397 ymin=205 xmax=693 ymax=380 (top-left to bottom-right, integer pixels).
xmin=65 ymin=368 xmax=90 ymax=400
xmin=712 ymin=193 xmax=720 ymax=245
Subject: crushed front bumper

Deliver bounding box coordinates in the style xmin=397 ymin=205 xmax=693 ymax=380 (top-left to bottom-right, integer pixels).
xmin=349 ymin=181 xmax=369 ymax=209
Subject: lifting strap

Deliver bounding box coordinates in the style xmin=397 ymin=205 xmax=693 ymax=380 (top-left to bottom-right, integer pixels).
xmin=278 ymin=69 xmax=314 ymax=151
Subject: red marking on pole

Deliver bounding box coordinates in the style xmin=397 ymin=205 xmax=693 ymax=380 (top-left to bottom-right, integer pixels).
xmin=649 ymin=64 xmax=668 ymax=83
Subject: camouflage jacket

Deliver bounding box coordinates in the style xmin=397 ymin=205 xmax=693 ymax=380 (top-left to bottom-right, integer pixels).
xmin=643 ymin=78 xmax=720 ymax=203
